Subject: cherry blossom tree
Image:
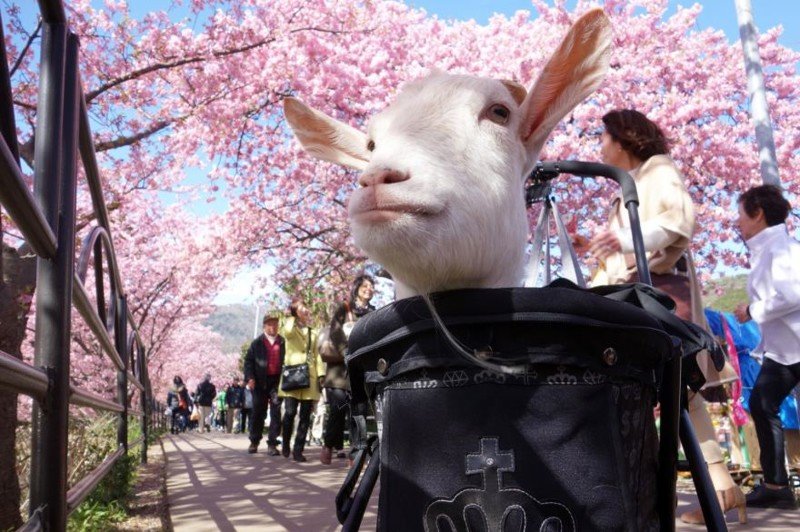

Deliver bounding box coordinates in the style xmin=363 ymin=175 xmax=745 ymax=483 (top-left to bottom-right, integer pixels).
xmin=2 ymin=0 xmax=799 ymax=525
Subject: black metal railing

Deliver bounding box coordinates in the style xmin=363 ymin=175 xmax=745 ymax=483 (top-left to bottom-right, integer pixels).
xmin=0 ymin=1 xmax=166 ymax=530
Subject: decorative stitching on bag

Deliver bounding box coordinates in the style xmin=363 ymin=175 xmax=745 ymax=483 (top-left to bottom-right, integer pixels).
xmin=382 ymin=365 xmax=610 ymax=391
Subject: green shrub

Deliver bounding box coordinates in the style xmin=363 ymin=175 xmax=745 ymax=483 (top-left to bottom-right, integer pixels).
xmin=67 ymin=453 xmax=137 ymax=531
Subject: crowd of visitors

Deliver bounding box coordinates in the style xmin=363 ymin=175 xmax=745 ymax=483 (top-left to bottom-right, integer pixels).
xmin=165 ymin=275 xmax=377 ymax=467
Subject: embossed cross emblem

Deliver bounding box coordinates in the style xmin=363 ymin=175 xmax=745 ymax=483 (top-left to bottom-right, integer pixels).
xmin=466 ymin=437 xmax=514 ymax=493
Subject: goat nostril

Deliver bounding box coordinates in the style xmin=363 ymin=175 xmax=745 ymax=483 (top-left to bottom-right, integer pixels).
xmin=360 ymin=169 xmax=409 ymax=187
xmin=384 ymin=170 xmax=410 ymax=184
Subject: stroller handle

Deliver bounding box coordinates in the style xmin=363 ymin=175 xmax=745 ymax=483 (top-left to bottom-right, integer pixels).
xmin=530 ymin=161 xmax=651 ymax=286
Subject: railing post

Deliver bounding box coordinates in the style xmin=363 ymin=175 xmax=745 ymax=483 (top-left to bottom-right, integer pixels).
xmin=140 ymin=352 xmax=148 ymax=463
xmin=116 ymin=296 xmax=128 ymax=453
xmin=29 ymin=25 xmax=80 ymax=532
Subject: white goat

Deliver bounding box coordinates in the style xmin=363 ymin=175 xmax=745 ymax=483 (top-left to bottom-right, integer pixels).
xmin=284 ymin=9 xmax=611 ymax=299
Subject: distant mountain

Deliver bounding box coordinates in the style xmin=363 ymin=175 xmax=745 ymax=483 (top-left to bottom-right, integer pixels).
xmin=703 ymin=274 xmax=748 ymax=313
xmin=204 ymin=304 xmax=259 ymax=353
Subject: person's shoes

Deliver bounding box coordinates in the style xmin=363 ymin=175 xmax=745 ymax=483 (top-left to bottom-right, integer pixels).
xmin=293 ymin=453 xmax=308 ymax=463
xmin=320 ymin=447 xmax=333 ymax=465
xmin=680 ymin=485 xmax=747 ymax=524
xmin=247 ymin=442 xmax=258 ymax=454
xmin=282 ymin=446 xmax=291 ymax=458
xmin=267 ymin=445 xmax=280 ymax=456
xmin=745 ymin=484 xmax=798 ymax=509
xmin=336 ymin=450 xmax=347 ymax=459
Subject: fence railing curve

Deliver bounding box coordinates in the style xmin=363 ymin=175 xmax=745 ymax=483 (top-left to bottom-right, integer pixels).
xmin=0 ymin=1 xmax=166 ymax=530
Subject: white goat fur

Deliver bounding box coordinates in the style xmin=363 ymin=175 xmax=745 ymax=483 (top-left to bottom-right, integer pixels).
xmin=284 ymin=9 xmax=611 ymax=299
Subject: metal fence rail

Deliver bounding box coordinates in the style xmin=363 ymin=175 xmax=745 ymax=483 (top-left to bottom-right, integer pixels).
xmin=0 ymin=1 xmax=166 ymax=530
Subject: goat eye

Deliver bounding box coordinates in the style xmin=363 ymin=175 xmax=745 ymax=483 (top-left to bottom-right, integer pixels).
xmin=487 ymin=104 xmax=510 ymax=125
xmin=367 ymin=140 xmax=375 ymax=152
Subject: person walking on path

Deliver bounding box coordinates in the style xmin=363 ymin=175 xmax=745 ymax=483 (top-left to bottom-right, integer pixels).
xmin=241 ymin=385 xmax=253 ymax=434
xmin=195 ymin=373 xmax=217 ymax=433
xmin=226 ymin=377 xmax=245 ymax=433
xmin=319 ymin=275 xmax=376 ymax=465
xmin=244 ymin=311 xmax=286 ymax=455
xmin=215 ymin=385 xmax=228 ymax=431
xmin=167 ymin=376 xmax=192 ymax=434
xmin=734 ymin=184 xmax=800 ymax=510
xmin=278 ymin=297 xmax=324 ymax=462
xmin=574 ymin=109 xmax=745 ymax=525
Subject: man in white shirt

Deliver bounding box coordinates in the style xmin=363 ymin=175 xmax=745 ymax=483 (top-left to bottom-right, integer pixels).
xmin=734 ymin=184 xmax=800 ymax=510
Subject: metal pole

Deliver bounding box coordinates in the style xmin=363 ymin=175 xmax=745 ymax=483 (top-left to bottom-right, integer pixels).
xmin=253 ymin=303 xmax=260 ymax=338
xmin=29 ymin=26 xmax=78 ymax=532
xmin=734 ymin=0 xmax=781 ymax=187
xmin=140 ymin=349 xmax=148 ymax=463
xmin=657 ymin=351 xmax=681 ymax=531
xmin=116 ymin=296 xmax=129 ymax=452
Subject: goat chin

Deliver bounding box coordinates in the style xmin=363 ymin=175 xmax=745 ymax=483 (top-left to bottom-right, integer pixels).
xmin=351 ymin=202 xmax=528 ymax=297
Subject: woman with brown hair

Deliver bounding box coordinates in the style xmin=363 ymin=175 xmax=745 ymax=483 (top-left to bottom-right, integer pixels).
xmin=575 ymin=109 xmax=746 ymax=524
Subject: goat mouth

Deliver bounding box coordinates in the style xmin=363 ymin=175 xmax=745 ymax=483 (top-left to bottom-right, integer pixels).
xmin=350 ymin=204 xmax=439 ymax=223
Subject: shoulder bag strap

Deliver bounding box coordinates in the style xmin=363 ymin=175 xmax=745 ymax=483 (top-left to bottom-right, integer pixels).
xmin=305 ymin=327 xmax=313 ymax=364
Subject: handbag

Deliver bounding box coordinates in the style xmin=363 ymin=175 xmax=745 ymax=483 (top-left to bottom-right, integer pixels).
xmin=281 ymin=328 xmax=313 ymax=392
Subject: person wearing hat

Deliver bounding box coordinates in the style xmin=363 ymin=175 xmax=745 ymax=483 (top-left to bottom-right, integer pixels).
xmin=244 ymin=311 xmax=286 ymax=454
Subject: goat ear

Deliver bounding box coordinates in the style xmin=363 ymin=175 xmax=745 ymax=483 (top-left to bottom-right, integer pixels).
xmin=283 ymin=97 xmax=370 ymax=170
xmin=500 ymin=80 xmax=527 ymax=106
xmin=518 ymin=8 xmax=612 ymax=156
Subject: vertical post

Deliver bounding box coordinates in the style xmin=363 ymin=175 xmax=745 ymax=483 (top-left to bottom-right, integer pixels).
xmin=29 ymin=26 xmax=79 ymax=532
xmin=253 ymin=303 xmax=260 ymax=339
xmin=116 ymin=296 xmax=128 ymax=452
xmin=657 ymin=348 xmax=681 ymax=531
xmin=734 ymin=0 xmax=781 ymax=187
xmin=140 ymin=347 xmax=148 ymax=463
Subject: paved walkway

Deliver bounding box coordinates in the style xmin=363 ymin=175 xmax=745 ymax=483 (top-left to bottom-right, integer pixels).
xmin=164 ymin=432 xmax=798 ymax=531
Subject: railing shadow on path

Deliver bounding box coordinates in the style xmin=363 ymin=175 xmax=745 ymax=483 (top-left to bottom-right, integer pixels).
xmin=164 ymin=431 xmax=800 ymax=531
xmin=165 ymin=432 xmax=378 ymax=531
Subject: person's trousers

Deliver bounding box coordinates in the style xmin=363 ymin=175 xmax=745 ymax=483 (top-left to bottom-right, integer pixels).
xmin=323 ymin=387 xmax=349 ymax=450
xmin=226 ymin=407 xmax=241 ymax=433
xmin=249 ymin=377 xmax=282 ymax=446
xmin=283 ymin=397 xmax=314 ymax=456
xmin=240 ymin=408 xmax=251 ymax=432
xmin=197 ymin=405 xmax=212 ymax=431
xmin=750 ymin=357 xmax=800 ymax=485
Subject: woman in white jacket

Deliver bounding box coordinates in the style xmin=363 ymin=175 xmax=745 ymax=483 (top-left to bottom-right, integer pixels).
xmin=734 ymin=184 xmax=800 ymax=510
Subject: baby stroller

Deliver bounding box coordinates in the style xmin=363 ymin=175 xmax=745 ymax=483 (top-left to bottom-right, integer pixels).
xmin=337 ymin=161 xmax=727 ymax=531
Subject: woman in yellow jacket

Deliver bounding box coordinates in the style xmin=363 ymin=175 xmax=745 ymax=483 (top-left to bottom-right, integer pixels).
xmin=278 ymin=297 xmax=325 ymax=461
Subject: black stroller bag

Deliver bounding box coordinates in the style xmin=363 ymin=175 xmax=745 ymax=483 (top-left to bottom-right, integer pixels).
xmin=346 ymin=286 xmax=677 ymax=531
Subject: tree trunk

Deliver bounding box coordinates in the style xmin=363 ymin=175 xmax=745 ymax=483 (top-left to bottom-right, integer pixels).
xmin=0 ymin=241 xmax=36 ymax=529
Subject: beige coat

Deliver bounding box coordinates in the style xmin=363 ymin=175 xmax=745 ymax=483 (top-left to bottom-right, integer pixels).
xmin=277 ymin=316 xmax=325 ymax=401
xmin=592 ymin=154 xmax=695 ymax=286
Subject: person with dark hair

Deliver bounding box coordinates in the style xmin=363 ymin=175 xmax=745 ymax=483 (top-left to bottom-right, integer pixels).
xmin=319 ymin=275 xmax=376 ymax=465
xmin=734 ymin=184 xmax=800 ymax=510
xmin=167 ymin=375 xmax=192 ymax=434
xmin=244 ymin=311 xmax=285 ymax=454
xmin=226 ymin=377 xmax=245 ymax=433
xmin=574 ymin=109 xmax=745 ymax=524
xmin=278 ymin=298 xmax=324 ymax=462
xmin=194 ymin=373 xmax=216 ymax=433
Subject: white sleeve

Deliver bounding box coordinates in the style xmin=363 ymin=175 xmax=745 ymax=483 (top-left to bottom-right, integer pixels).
xmin=749 ymin=246 xmax=800 ymax=323
xmin=615 ymin=223 xmax=677 ymax=254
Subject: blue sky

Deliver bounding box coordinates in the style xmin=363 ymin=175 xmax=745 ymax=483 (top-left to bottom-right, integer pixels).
xmin=410 ymin=1 xmax=799 ymax=48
